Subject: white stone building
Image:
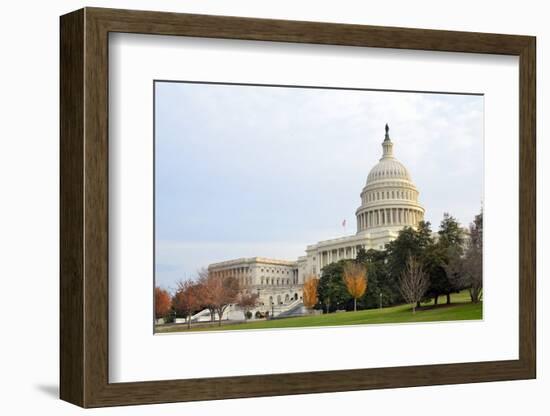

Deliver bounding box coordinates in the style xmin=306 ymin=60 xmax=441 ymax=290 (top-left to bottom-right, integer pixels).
xmin=207 ymin=125 xmax=425 ymax=318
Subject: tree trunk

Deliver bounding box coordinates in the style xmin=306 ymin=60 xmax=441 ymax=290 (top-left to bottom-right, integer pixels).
xmin=434 ymin=295 xmax=438 ymax=305
xmin=446 ymin=293 xmax=451 ymax=304
xmin=416 ymin=300 xmax=421 ymax=309
xmin=354 ymin=298 xmax=357 ymax=312
xmin=412 ymin=304 xmax=416 ymax=314
xmin=218 ymin=310 xmax=223 ymax=326
xmin=187 ymin=312 xmax=191 ymax=329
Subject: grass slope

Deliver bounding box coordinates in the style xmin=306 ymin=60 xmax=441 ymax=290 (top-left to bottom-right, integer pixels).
xmin=156 ymin=290 xmax=482 ymax=334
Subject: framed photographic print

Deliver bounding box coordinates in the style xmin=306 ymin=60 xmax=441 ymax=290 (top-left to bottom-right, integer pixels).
xmin=60 ymin=7 xmax=536 ymax=408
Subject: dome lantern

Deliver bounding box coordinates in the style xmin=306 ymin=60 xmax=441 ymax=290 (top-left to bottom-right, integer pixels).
xmin=381 ymin=123 xmax=394 ymax=159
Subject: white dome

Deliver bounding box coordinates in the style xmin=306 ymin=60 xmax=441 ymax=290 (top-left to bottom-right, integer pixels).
xmin=355 ymin=125 xmax=425 ymax=235
xmin=366 ymin=158 xmax=411 ymax=184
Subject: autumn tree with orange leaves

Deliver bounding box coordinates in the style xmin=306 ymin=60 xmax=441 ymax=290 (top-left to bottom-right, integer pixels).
xmin=343 ymin=262 xmax=367 ymax=312
xmin=154 ymin=287 xmax=171 ymax=320
xmin=173 ymin=279 xmax=203 ymax=329
xmin=199 ymin=271 xmax=241 ymax=326
xmin=302 ymin=275 xmax=319 ymax=309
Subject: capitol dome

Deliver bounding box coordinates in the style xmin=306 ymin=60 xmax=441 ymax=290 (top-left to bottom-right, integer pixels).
xmin=356 ymin=124 xmax=425 ymax=234
xmin=366 ymin=157 xmax=411 ymax=183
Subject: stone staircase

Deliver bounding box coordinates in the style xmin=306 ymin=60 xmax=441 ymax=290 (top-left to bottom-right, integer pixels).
xmin=273 ymin=302 xmax=307 ymax=319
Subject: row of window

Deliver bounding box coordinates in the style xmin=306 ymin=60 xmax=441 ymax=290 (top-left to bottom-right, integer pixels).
xmin=260 ymin=268 xmax=294 ymax=275
xmin=260 ymin=276 xmax=299 ymax=286
xmin=363 ymin=189 xmax=416 ymax=204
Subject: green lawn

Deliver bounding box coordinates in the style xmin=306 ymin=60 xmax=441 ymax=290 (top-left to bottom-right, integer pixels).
xmin=156 ymin=290 xmax=482 ymax=334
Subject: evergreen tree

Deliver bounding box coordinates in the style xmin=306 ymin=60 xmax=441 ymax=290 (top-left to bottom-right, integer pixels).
xmin=356 ymin=249 xmax=401 ymax=309
xmin=317 ymin=261 xmax=352 ymax=313
xmin=427 ymin=213 xmax=464 ymax=304
xmin=386 ymin=222 xmax=433 ymax=284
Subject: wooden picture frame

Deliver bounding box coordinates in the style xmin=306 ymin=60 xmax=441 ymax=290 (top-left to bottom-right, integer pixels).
xmin=60 ymin=7 xmax=536 ymax=408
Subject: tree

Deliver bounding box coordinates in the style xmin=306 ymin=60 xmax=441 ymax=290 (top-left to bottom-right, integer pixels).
xmin=201 ymin=272 xmax=241 ymax=326
xmin=303 ymin=275 xmax=319 ymax=309
xmin=154 ymin=287 xmax=171 ymax=321
xmin=342 ymin=262 xmax=367 ymax=311
xmin=386 ymin=221 xmax=433 ymax=308
xmin=317 ymin=261 xmax=351 ymax=313
xmin=357 ymin=249 xmax=401 ymax=309
xmin=438 ymin=213 xmax=464 ymax=249
xmin=464 ymin=211 xmax=483 ymax=303
xmin=237 ymin=292 xmax=259 ymax=321
xmin=399 ymin=255 xmax=429 ymax=314
xmin=195 ymin=268 xmax=217 ymax=322
xmin=445 ymin=211 xmax=483 ymax=303
xmin=173 ymin=279 xmax=203 ymax=329
xmin=422 ymin=242 xmax=448 ymax=305
xmin=431 ymin=213 xmax=465 ymax=304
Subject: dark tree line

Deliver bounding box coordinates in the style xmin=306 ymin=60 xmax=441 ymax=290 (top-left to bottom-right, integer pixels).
xmin=315 ymin=210 xmax=483 ymax=313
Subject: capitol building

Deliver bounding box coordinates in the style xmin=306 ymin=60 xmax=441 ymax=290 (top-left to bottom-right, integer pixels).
xmin=207 ymin=125 xmax=425 ymax=318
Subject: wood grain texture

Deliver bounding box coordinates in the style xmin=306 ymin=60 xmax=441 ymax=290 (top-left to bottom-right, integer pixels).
xmin=59 ymin=7 xmax=537 ymax=408
xmin=59 ymin=8 xmax=84 ymax=407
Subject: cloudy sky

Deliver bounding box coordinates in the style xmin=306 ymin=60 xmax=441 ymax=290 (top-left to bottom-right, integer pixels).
xmin=155 ymin=81 xmax=483 ymax=291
